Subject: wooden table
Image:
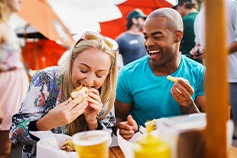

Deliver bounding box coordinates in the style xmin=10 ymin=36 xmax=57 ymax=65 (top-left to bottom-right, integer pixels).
xmin=109 ymin=146 xmax=237 ymax=158
xmin=109 ymin=146 xmax=125 ymax=158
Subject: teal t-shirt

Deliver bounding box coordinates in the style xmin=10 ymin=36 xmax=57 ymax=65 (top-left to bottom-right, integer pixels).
xmin=116 ymin=55 xmax=205 ymax=127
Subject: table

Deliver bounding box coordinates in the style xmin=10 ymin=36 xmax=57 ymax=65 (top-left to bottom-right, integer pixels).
xmin=228 ymin=146 xmax=237 ymax=158
xmin=109 ymin=146 xmax=125 ymax=158
xmin=109 ymin=146 xmax=237 ymax=158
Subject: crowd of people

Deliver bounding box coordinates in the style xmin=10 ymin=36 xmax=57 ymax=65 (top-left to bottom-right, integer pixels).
xmin=0 ymin=0 xmax=236 ymax=158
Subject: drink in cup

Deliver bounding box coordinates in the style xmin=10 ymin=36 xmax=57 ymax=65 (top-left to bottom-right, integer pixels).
xmin=72 ymin=130 xmax=111 ymax=158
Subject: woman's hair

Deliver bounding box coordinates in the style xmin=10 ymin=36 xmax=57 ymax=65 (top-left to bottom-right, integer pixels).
xmin=0 ymin=0 xmax=7 ymax=23
xmin=59 ymin=31 xmax=118 ymax=135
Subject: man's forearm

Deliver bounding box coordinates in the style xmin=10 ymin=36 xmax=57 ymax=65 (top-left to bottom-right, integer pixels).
xmin=179 ymin=99 xmax=200 ymax=114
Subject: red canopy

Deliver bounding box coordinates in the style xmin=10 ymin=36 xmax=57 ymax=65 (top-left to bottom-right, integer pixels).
xmin=22 ymin=39 xmax=67 ymax=70
xmin=100 ymin=0 xmax=172 ymax=39
xmin=22 ymin=0 xmax=172 ymax=71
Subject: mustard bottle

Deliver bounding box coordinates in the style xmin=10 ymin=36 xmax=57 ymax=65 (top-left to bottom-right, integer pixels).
xmin=134 ymin=121 xmax=171 ymax=158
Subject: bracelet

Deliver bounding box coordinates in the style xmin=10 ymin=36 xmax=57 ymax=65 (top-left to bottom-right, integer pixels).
xmin=28 ymin=121 xmax=40 ymax=141
xmin=96 ymin=122 xmax=103 ymax=130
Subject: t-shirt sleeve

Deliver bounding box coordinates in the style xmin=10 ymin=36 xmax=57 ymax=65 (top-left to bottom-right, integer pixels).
xmin=195 ymin=66 xmax=206 ymax=96
xmin=116 ymin=69 xmax=133 ymax=104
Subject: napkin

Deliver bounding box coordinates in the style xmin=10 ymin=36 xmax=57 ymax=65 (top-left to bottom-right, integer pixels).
xmin=30 ymin=131 xmax=77 ymax=158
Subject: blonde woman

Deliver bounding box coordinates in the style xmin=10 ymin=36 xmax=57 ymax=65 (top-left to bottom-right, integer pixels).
xmin=0 ymin=0 xmax=29 ymax=157
xmin=10 ymin=31 xmax=118 ymax=158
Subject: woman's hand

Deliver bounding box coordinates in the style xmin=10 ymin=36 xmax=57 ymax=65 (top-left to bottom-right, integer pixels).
xmin=84 ymin=88 xmax=103 ymax=130
xmin=36 ymin=93 xmax=88 ymax=130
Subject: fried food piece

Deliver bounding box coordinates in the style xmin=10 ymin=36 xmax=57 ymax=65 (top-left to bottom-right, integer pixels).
xmin=61 ymin=138 xmax=75 ymax=152
xmin=167 ymin=75 xmax=178 ymax=83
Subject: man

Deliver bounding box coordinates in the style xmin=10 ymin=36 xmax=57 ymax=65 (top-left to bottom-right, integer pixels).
xmin=190 ymin=0 xmax=237 ymax=138
xmin=116 ymin=9 xmax=148 ymax=66
xmin=173 ymin=0 xmax=202 ymax=63
xmin=115 ymin=8 xmax=205 ymax=140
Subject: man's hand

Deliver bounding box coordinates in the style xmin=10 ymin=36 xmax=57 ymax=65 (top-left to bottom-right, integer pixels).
xmin=170 ymin=78 xmax=200 ymax=114
xmin=190 ymin=44 xmax=205 ymax=59
xmin=117 ymin=115 xmax=138 ymax=140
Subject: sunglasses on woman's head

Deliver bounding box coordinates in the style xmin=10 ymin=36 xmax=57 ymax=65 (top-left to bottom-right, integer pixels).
xmin=76 ymin=31 xmax=118 ymax=52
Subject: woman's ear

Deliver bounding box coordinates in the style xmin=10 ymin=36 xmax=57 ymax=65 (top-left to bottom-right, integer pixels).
xmin=174 ymin=30 xmax=183 ymax=42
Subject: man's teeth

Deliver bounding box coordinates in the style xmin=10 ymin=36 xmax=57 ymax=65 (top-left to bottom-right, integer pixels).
xmin=149 ymin=50 xmax=160 ymax=54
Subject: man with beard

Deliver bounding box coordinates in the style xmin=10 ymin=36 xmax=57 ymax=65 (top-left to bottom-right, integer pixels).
xmin=116 ymin=9 xmax=148 ymax=66
xmin=115 ymin=8 xmax=206 ymax=140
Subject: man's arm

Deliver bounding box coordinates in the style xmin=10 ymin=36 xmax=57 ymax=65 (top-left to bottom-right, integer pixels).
xmin=228 ymin=41 xmax=237 ymax=54
xmin=179 ymin=96 xmax=205 ymax=114
xmin=115 ymin=100 xmax=131 ymax=125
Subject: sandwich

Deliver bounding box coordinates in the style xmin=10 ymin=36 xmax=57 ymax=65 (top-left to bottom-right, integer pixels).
xmin=70 ymin=84 xmax=89 ymax=102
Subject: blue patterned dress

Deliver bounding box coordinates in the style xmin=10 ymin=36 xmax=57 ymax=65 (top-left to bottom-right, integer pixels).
xmin=9 ymin=66 xmax=116 ymax=158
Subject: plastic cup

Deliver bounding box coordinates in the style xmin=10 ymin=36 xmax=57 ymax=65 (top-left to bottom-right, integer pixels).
xmin=72 ymin=130 xmax=111 ymax=158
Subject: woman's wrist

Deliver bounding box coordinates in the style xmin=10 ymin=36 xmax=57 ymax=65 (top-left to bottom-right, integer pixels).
xmin=87 ymin=120 xmax=98 ymax=130
xmin=36 ymin=117 xmax=52 ymax=131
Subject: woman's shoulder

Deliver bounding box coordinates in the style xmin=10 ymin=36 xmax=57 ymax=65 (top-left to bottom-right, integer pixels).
xmin=32 ymin=66 xmax=61 ymax=81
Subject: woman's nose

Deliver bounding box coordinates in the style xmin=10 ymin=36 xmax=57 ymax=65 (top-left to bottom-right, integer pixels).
xmin=84 ymin=73 xmax=95 ymax=87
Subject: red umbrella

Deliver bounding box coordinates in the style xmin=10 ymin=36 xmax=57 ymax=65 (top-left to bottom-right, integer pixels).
xmin=100 ymin=0 xmax=173 ymax=39
xmin=22 ymin=39 xmax=67 ymax=71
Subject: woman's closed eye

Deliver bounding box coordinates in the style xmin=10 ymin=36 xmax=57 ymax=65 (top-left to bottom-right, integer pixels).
xmin=96 ymin=72 xmax=107 ymax=78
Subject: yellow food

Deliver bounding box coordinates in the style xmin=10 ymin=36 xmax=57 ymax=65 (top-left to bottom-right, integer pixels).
xmin=61 ymin=139 xmax=75 ymax=152
xmin=167 ymin=75 xmax=178 ymax=83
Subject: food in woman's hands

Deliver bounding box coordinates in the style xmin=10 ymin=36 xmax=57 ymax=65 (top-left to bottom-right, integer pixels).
xmin=61 ymin=138 xmax=75 ymax=152
xmin=70 ymin=85 xmax=89 ymax=103
xmin=167 ymin=75 xmax=178 ymax=83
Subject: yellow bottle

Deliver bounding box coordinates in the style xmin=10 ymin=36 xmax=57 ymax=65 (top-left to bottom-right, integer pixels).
xmin=134 ymin=121 xmax=171 ymax=158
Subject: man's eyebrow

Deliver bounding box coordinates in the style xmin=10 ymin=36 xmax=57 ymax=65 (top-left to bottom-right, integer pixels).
xmin=143 ymin=31 xmax=163 ymax=36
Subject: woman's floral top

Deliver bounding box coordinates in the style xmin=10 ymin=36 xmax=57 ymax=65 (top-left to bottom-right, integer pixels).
xmin=9 ymin=66 xmax=116 ymax=158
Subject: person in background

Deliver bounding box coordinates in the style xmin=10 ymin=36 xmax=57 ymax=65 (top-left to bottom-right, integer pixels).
xmin=173 ymin=0 xmax=202 ymax=64
xmin=115 ymin=8 xmax=205 ymax=140
xmin=10 ymin=31 xmax=118 ymax=158
xmin=190 ymin=0 xmax=237 ymax=138
xmin=0 ymin=108 xmax=3 ymax=125
xmin=116 ymin=9 xmax=148 ymax=66
xmin=0 ymin=0 xmax=29 ymax=157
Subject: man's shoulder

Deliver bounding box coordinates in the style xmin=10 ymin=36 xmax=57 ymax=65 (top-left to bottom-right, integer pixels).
xmin=183 ymin=12 xmax=198 ymax=21
xmin=116 ymin=32 xmax=129 ymax=41
xmin=181 ymin=56 xmax=205 ymax=71
xmin=120 ymin=56 xmax=148 ymax=73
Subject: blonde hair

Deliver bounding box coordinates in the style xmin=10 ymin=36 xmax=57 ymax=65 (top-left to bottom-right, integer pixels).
xmin=0 ymin=0 xmax=7 ymax=23
xmin=59 ymin=32 xmax=118 ymax=135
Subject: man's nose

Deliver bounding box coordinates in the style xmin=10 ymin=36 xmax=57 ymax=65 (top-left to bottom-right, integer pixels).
xmin=145 ymin=38 xmax=155 ymax=47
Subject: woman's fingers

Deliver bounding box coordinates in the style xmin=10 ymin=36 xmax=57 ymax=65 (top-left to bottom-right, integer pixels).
xmin=71 ymin=98 xmax=88 ymax=117
xmin=66 ymin=93 xmax=87 ymax=110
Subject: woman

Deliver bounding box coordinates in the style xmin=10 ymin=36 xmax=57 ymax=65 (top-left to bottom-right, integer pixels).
xmin=0 ymin=0 xmax=29 ymax=157
xmin=10 ymin=31 xmax=118 ymax=158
